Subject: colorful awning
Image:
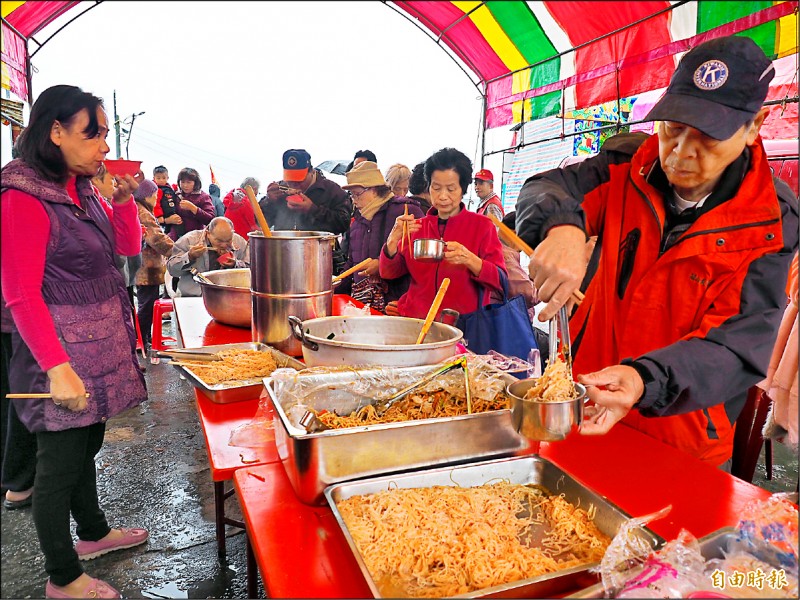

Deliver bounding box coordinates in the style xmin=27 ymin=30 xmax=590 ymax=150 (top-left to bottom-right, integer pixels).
xmin=392 ymin=1 xmax=799 ymax=129
xmin=1 ymin=1 xmax=80 ymax=101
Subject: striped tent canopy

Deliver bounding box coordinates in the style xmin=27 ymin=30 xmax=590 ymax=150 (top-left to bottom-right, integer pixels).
xmin=1 ymin=1 xmax=82 ymax=101
xmin=391 ymin=0 xmax=798 ymax=130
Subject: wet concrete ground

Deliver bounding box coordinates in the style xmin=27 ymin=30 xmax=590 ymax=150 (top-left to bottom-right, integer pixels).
xmin=1 ymin=317 xmax=798 ymax=599
xmin=1 ymin=320 xmax=263 ymax=599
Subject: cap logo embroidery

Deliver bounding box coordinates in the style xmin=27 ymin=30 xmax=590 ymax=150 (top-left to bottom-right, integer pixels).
xmin=287 ymin=156 xmax=298 ymax=167
xmin=693 ymin=60 xmax=728 ymax=90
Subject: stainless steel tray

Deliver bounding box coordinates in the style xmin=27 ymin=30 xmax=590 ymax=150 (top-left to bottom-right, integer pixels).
xmin=566 ymin=527 xmax=739 ymax=598
xmin=325 ymin=455 xmax=664 ymax=598
xmin=266 ymin=363 xmax=531 ymax=504
xmin=171 ymin=342 xmax=304 ymax=404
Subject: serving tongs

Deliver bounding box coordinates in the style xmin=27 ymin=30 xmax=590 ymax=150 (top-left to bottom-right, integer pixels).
xmin=375 ymin=355 xmax=471 ymax=416
xmin=156 ymin=349 xmax=222 ymax=362
xmin=298 ymin=356 xmax=473 ymax=434
xmin=548 ymin=305 xmax=573 ymax=379
xmin=191 ymin=267 xmax=214 ymax=285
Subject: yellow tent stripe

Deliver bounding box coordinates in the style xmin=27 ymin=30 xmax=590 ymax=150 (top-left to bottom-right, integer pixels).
xmin=1 ymin=2 xmax=26 ymax=19
xmin=775 ymin=4 xmax=797 ymax=58
xmin=453 ymin=1 xmax=532 ymax=123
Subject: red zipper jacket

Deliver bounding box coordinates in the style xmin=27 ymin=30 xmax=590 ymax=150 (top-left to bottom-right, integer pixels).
xmin=379 ymin=203 xmax=506 ymax=320
xmin=516 ymin=133 xmax=799 ymax=466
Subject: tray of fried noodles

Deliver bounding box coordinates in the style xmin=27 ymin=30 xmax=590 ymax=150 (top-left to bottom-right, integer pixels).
xmin=325 ymin=454 xmax=663 ymax=598
xmin=265 ymin=355 xmax=531 ymax=504
xmin=170 ymin=342 xmax=304 ymax=404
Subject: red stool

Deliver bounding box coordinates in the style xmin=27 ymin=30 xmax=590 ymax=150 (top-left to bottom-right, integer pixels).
xmin=134 ymin=312 xmax=146 ymax=359
xmin=150 ymin=298 xmax=177 ymax=363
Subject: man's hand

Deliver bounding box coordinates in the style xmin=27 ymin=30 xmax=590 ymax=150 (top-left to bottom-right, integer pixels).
xmin=286 ymin=193 xmax=313 ymax=212
xmin=165 ymin=214 xmax=183 ymax=225
xmin=47 ymin=363 xmax=88 ymax=412
xmin=578 ymin=365 xmax=644 ymax=435
xmin=265 ymin=182 xmax=284 ymax=202
xmin=187 ymin=242 xmax=207 ymax=261
xmin=529 ymin=225 xmax=587 ymax=321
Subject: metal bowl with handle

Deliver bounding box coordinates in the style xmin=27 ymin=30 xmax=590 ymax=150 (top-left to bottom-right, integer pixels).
xmin=413 ymin=238 xmax=446 ymax=262
xmin=195 ymin=268 xmax=251 ymax=328
xmin=506 ymin=378 xmax=587 ymax=441
xmin=288 ymin=315 xmax=463 ymax=367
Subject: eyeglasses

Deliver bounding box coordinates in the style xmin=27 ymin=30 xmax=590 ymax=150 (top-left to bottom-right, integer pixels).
xmin=350 ymin=188 xmax=369 ymax=200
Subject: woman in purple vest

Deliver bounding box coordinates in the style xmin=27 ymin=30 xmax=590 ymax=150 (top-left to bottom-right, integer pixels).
xmin=0 ymin=85 xmax=149 ymax=599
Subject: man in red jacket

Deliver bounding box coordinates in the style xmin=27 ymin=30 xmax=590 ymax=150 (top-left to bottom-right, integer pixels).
xmin=515 ymin=35 xmax=798 ymax=468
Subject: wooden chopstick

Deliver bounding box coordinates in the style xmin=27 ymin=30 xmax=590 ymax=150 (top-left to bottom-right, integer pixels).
xmin=332 ymin=257 xmax=373 ymax=282
xmin=6 ymin=393 xmax=90 ymax=399
xmin=488 ymin=214 xmax=585 ymax=306
xmin=417 ymin=278 xmax=451 ymax=344
xmin=245 ymin=185 xmax=271 ymax=237
xmin=401 ymin=204 xmax=411 ymax=251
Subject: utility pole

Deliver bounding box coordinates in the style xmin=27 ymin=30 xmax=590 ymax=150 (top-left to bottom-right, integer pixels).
xmin=113 ymin=90 xmax=121 ymax=159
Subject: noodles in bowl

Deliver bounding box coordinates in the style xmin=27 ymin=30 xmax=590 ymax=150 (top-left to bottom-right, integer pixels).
xmin=523 ymin=357 xmax=578 ymax=403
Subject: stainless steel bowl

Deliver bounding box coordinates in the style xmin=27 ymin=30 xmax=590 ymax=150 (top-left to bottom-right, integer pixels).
xmin=413 ymin=238 xmax=446 ymax=262
xmin=506 ymin=379 xmax=587 ymax=441
xmin=195 ymin=268 xmax=252 ymax=328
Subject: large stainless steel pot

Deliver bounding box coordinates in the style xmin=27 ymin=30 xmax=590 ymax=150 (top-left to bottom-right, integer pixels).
xmin=249 ymin=230 xmax=335 ymax=356
xmin=195 ymin=268 xmax=251 ymax=328
xmin=288 ymin=315 xmax=463 ymax=367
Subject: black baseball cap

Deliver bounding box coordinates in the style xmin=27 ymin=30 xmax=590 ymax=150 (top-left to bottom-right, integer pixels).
xmin=645 ymin=36 xmax=775 ymax=140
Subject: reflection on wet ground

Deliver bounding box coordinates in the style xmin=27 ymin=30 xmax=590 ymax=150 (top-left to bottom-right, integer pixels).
xmin=1 ymin=318 xmax=263 ymax=599
xmin=1 ymin=318 xmax=797 ymax=598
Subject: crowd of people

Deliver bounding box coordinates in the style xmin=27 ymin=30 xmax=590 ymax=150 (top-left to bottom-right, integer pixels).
xmin=0 ymin=35 xmax=797 ymax=599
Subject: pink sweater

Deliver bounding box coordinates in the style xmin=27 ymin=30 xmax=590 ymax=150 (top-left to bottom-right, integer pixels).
xmin=1 ymin=178 xmax=141 ymax=371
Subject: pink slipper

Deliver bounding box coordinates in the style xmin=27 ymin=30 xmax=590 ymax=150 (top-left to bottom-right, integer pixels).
xmin=75 ymin=527 xmax=149 ymax=560
xmin=45 ymin=577 xmax=120 ymax=598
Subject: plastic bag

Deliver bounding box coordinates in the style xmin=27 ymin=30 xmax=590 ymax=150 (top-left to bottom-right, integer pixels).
xmin=339 ymin=300 xmax=371 ymax=317
xmin=729 ymin=493 xmax=798 ymax=576
xmin=228 ymin=386 xmax=275 ymax=448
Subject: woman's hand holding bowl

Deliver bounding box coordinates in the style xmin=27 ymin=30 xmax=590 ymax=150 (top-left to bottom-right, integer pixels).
xmin=444 ymin=241 xmax=482 ymax=275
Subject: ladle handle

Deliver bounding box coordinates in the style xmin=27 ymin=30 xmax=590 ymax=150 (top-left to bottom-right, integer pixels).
xmin=245 ymin=185 xmax=271 ymax=237
xmin=333 ymin=257 xmax=372 ymax=283
xmin=417 ymin=278 xmax=450 ymax=344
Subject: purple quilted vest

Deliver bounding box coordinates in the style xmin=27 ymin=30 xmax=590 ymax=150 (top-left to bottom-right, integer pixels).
xmin=1 ymin=159 xmax=147 ymax=432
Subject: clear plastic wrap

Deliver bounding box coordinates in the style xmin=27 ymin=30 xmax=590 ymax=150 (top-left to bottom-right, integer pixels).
xmin=228 ymin=386 xmax=276 ymax=447
xmin=271 ymin=356 xmax=512 ymax=430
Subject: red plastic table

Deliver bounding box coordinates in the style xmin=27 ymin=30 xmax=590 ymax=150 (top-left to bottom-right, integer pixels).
xmin=176 ymin=296 xmax=772 ymax=598
xmin=173 ymin=295 xmax=378 ymax=596
xmin=233 ymin=424 xmax=771 ymax=598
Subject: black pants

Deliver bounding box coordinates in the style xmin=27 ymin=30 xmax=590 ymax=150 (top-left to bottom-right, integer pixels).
xmin=136 ymin=284 xmax=161 ymax=346
xmin=33 ymin=422 xmax=111 ymax=586
xmin=1 ymin=332 xmax=37 ymax=493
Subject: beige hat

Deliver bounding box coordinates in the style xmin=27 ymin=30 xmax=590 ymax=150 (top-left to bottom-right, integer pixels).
xmin=342 ymin=161 xmax=386 ymax=190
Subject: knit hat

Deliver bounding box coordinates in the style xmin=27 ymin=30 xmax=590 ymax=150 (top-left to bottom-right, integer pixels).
xmin=342 ymin=161 xmax=386 ymax=190
xmin=645 ymin=36 xmax=775 ymax=140
xmin=133 ymin=179 xmax=158 ymax=201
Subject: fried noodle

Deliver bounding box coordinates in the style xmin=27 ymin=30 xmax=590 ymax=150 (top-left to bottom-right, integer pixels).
xmin=183 ymin=349 xmax=278 ymax=385
xmin=523 ymin=357 xmax=577 ymax=402
xmin=316 ymin=388 xmax=508 ymax=429
xmin=337 ymin=482 xmax=610 ymax=598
